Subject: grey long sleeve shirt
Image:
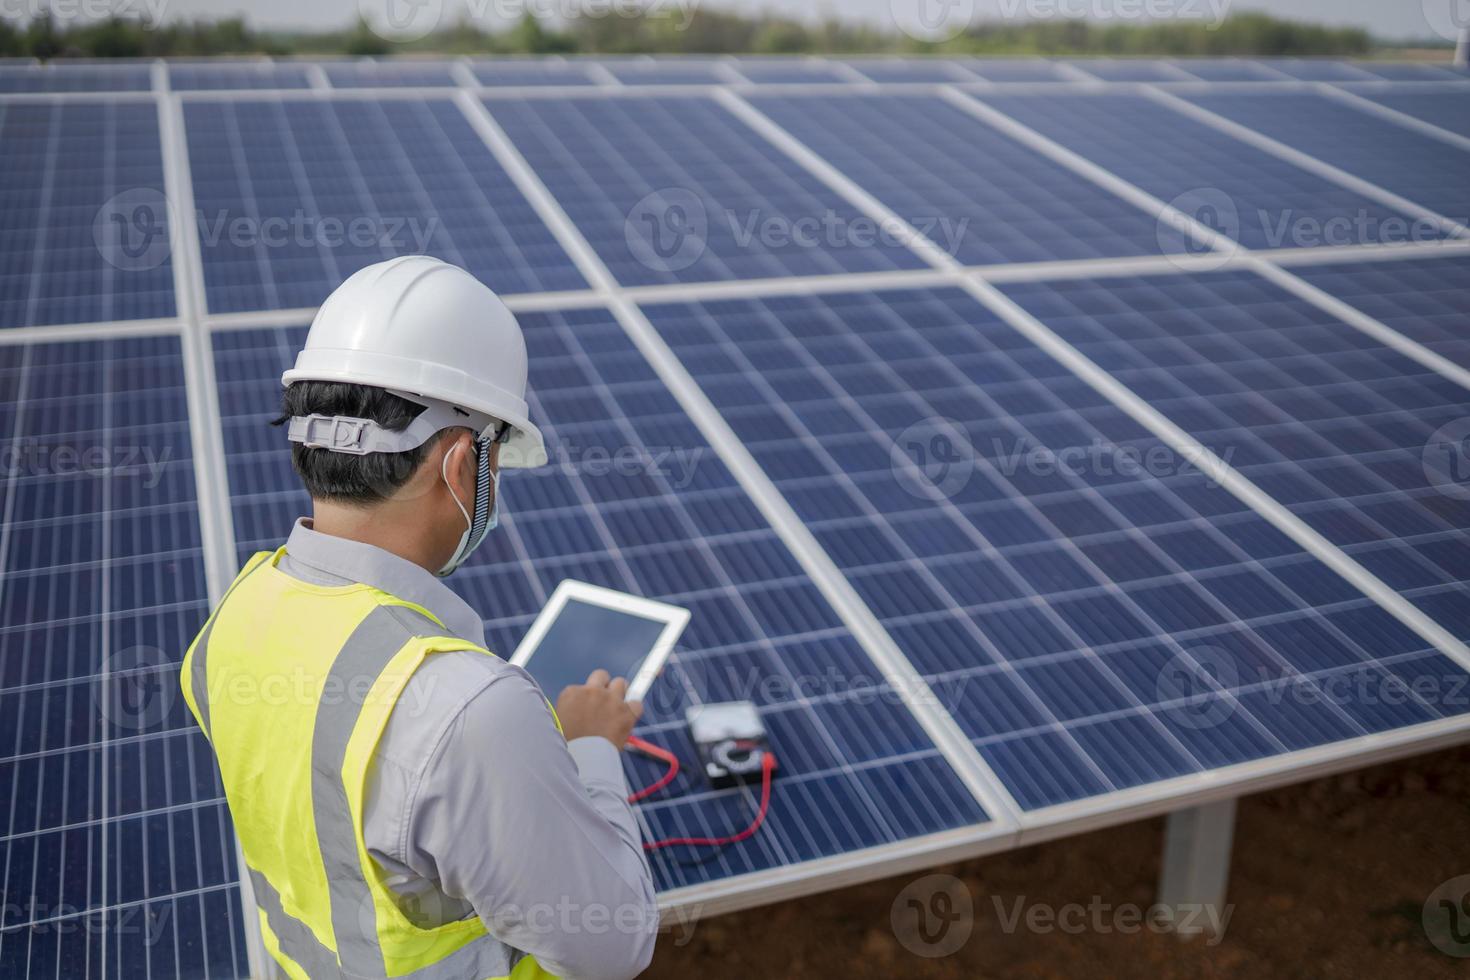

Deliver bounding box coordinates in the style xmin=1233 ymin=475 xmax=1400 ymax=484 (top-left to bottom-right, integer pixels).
xmin=276 ymin=519 xmax=658 ymax=980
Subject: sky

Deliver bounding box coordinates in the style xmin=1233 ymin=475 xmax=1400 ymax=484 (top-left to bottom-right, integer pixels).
xmin=31 ymin=0 xmax=1462 ymax=43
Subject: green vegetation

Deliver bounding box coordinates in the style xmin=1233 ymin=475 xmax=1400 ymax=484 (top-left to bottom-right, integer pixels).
xmin=0 ymin=9 xmax=1389 ymax=61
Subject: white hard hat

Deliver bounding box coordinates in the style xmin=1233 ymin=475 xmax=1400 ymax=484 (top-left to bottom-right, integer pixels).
xmin=282 ymin=256 xmax=546 ymax=468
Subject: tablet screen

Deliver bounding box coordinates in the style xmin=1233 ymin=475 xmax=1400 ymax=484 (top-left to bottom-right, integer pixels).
xmin=519 ymin=598 xmax=670 ymax=701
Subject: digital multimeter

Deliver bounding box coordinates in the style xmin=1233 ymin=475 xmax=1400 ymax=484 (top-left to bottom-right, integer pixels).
xmin=686 ymin=701 xmax=773 ymax=789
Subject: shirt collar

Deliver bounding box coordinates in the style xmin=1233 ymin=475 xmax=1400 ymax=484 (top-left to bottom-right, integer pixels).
xmin=283 ymin=518 xmax=486 ymax=647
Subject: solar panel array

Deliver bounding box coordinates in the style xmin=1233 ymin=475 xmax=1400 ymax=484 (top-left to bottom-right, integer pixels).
xmin=2 ymin=55 xmax=1468 ymax=979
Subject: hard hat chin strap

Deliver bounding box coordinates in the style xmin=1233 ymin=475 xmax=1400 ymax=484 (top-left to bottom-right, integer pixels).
xmin=437 ymin=432 xmax=498 ymax=578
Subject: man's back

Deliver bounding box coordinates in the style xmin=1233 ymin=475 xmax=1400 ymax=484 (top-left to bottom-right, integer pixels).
xmin=184 ymin=523 xmax=657 ymax=978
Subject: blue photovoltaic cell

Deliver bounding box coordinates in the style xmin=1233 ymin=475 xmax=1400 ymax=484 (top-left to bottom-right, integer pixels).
xmin=1067 ymin=59 xmax=1187 ymax=82
xmin=601 ymin=62 xmax=728 ymax=85
xmin=0 ymin=100 xmax=178 ymax=329
xmin=1169 ymin=59 xmax=1283 ymax=81
xmin=731 ymin=59 xmax=853 ymax=84
xmin=1354 ymin=63 xmax=1466 ymax=82
xmin=182 ymin=97 xmax=584 ymax=313
xmin=486 ymin=96 xmax=927 ymax=285
xmin=210 ymin=310 xmax=988 ymax=892
xmin=642 ymin=287 xmax=1470 ymax=810
xmin=0 ymin=337 xmax=246 ymax=979
xmin=979 ymin=92 xmax=1442 ymax=251
xmin=1258 ymin=59 xmax=1377 ymax=81
xmin=471 ymin=61 xmax=597 ymax=86
xmin=748 ymin=93 xmax=1192 ymax=265
xmin=958 ymin=59 xmax=1070 ymax=83
xmin=1001 ymin=270 xmax=1470 ymax=642
xmin=1184 ymin=92 xmax=1470 ymax=225
xmin=0 ymin=64 xmax=152 ymax=93
xmin=321 ymin=61 xmax=457 ymax=88
xmin=1291 ymin=255 xmax=1470 ymax=372
xmin=1353 ymin=90 xmax=1470 ymax=139
xmin=841 ymin=60 xmax=970 ymax=83
xmin=168 ymin=63 xmax=312 ymax=90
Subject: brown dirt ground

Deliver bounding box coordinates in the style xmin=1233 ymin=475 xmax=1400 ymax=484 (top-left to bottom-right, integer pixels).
xmin=644 ymin=745 xmax=1470 ymax=979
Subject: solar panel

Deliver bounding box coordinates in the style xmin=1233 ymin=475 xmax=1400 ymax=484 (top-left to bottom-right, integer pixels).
xmin=978 ymin=92 xmax=1443 ymax=251
xmin=470 ymin=61 xmax=598 ymax=87
xmin=167 ymin=63 xmax=312 ymax=91
xmin=0 ymin=336 xmax=246 ymax=979
xmin=731 ymin=59 xmax=853 ymax=84
xmin=1183 ymin=92 xmax=1470 ymax=228
xmin=957 ymin=59 xmax=1071 ymax=83
xmin=640 ymin=286 xmax=1470 ymax=809
xmin=748 ymin=93 xmax=1191 ymax=265
xmin=0 ymin=100 xmax=178 ymax=329
xmin=1290 ymin=255 xmax=1470 ymax=371
xmin=600 ymin=62 xmax=729 ymax=86
xmin=841 ymin=59 xmax=971 ymax=83
xmin=1257 ymin=59 xmax=1378 ymax=81
xmin=321 ymin=61 xmax=457 ymax=88
xmin=1354 ymin=63 xmax=1465 ymax=82
xmin=210 ymin=311 xmax=992 ymax=893
xmin=485 ymin=95 xmax=928 ymax=285
xmin=9 ymin=54 xmax=1470 ymax=977
xmin=182 ymin=96 xmax=584 ymax=312
xmin=1349 ymin=90 xmax=1470 ymax=139
xmin=1168 ymin=59 xmax=1284 ymax=82
xmin=1068 ymin=59 xmax=1187 ymax=82
xmin=1000 ymin=270 xmax=1470 ymax=638
xmin=0 ymin=64 xmax=152 ymax=93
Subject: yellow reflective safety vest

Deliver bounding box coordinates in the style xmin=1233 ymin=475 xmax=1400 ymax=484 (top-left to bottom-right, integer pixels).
xmin=181 ymin=548 xmax=554 ymax=980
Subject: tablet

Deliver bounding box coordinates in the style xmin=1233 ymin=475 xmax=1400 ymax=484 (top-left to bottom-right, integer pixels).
xmin=510 ymin=580 xmax=690 ymax=702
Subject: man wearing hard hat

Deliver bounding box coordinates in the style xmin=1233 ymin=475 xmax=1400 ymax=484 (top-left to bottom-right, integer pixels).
xmin=181 ymin=257 xmax=657 ymax=979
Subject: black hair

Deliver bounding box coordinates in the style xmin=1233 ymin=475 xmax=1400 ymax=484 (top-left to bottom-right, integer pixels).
xmin=273 ymin=381 xmax=457 ymax=505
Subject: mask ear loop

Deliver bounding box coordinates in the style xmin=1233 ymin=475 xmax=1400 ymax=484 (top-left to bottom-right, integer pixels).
xmin=441 ymin=439 xmax=472 ymax=534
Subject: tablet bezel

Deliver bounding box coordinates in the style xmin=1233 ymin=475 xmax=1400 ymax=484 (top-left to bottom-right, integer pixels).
xmin=509 ymin=579 xmax=690 ymax=702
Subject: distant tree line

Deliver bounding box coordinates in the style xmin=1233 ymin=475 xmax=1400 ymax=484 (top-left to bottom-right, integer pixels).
xmin=0 ymin=10 xmax=1383 ymax=61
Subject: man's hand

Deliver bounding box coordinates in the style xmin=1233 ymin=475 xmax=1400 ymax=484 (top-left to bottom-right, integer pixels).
xmin=556 ymin=669 xmax=643 ymax=748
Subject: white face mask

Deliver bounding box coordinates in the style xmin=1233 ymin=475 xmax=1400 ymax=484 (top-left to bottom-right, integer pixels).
xmin=437 ymin=434 xmax=499 ymax=578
